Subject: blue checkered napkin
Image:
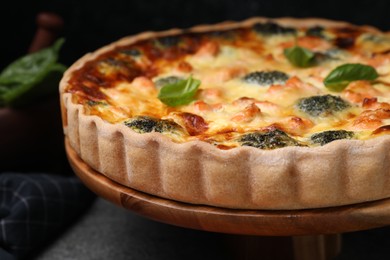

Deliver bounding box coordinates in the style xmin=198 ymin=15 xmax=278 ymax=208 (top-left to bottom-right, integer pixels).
xmin=0 ymin=173 xmax=95 ymax=259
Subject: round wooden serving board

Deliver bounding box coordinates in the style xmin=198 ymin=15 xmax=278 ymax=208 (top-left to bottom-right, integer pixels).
xmin=65 ymin=138 xmax=390 ymax=236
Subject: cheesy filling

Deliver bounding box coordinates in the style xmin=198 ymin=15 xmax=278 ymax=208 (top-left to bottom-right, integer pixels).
xmin=67 ymin=22 xmax=390 ymax=149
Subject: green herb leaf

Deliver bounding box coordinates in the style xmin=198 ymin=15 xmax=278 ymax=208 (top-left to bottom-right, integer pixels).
xmin=158 ymin=76 xmax=201 ymax=107
xmin=0 ymin=38 xmax=67 ymax=107
xmin=284 ymin=46 xmax=316 ymax=68
xmin=324 ymin=63 xmax=379 ymax=92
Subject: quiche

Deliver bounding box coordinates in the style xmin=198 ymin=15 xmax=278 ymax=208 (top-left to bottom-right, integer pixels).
xmin=60 ymin=17 xmax=390 ymax=210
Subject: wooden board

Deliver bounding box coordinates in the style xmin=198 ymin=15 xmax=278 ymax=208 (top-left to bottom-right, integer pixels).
xmin=65 ymin=138 xmax=390 ymax=236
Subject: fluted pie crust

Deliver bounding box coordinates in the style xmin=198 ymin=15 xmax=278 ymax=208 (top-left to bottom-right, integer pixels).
xmin=60 ymin=17 xmax=390 ymax=210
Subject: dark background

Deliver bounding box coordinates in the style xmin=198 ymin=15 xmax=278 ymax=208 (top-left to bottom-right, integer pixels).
xmin=1 ymin=0 xmax=390 ymax=70
xmin=1 ymin=1 xmax=390 ymax=259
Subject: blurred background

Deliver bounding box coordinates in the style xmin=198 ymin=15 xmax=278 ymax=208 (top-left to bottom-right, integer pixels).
xmin=3 ymin=0 xmax=390 ymax=173
xmin=2 ymin=0 xmax=390 ymax=70
xmin=1 ymin=1 xmax=390 ymax=259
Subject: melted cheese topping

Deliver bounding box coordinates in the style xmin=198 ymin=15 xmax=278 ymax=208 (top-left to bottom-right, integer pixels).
xmin=66 ymin=21 xmax=390 ymax=149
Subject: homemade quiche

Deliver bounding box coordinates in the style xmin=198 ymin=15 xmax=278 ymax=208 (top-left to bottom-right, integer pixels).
xmin=61 ymin=18 xmax=390 ymax=209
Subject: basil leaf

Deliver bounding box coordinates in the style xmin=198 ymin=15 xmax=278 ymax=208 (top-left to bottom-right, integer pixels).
xmin=284 ymin=46 xmax=316 ymax=67
xmin=158 ymin=76 xmax=201 ymax=107
xmin=324 ymin=63 xmax=379 ymax=92
xmin=0 ymin=38 xmax=66 ymax=107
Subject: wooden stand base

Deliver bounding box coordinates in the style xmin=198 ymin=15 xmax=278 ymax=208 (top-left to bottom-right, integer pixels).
xmin=293 ymin=234 xmax=341 ymax=260
xmin=65 ymin=138 xmax=390 ymax=259
xmin=223 ymin=234 xmax=340 ymax=260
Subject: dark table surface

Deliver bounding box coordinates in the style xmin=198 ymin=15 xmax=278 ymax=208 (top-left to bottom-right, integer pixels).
xmin=33 ymin=197 xmax=390 ymax=260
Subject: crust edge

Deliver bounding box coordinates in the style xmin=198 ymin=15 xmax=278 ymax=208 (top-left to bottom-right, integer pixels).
xmin=60 ymin=17 xmax=390 ymax=210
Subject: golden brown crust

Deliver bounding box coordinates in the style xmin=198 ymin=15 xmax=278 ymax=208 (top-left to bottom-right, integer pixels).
xmin=60 ymin=17 xmax=390 ymax=210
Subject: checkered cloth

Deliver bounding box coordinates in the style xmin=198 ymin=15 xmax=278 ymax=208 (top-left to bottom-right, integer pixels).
xmin=0 ymin=173 xmax=95 ymax=259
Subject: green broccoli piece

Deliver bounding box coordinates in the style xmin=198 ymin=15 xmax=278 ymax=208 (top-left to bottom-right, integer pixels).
xmin=154 ymin=36 xmax=181 ymax=48
xmin=310 ymin=130 xmax=354 ymax=145
xmin=306 ymin=26 xmax=326 ymax=38
xmin=124 ymin=116 xmax=183 ymax=134
xmin=242 ymin=71 xmax=289 ymax=86
xmin=297 ymin=95 xmax=350 ymax=117
xmin=239 ymin=129 xmax=301 ymax=150
xmin=253 ymin=22 xmax=296 ymax=36
xmin=119 ymin=49 xmax=142 ymax=57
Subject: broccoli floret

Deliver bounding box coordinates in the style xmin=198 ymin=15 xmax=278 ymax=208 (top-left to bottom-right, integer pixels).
xmin=242 ymin=71 xmax=289 ymax=86
xmin=154 ymin=76 xmax=183 ymax=88
xmin=154 ymin=36 xmax=181 ymax=48
xmin=124 ymin=116 xmax=182 ymax=134
xmin=158 ymin=119 xmax=182 ymax=133
xmin=323 ymin=48 xmax=345 ymax=59
xmin=306 ymin=26 xmax=325 ymax=38
xmin=253 ymin=22 xmax=296 ymax=36
xmin=238 ymin=129 xmax=301 ymax=150
xmin=103 ymin=58 xmax=125 ymax=67
xmin=124 ymin=116 xmax=158 ymax=133
xmin=119 ymin=49 xmax=142 ymax=57
xmin=86 ymin=100 xmax=107 ymax=106
xmin=361 ymin=34 xmax=390 ymax=44
xmin=297 ymin=95 xmax=350 ymax=117
xmin=101 ymin=58 xmax=135 ymax=70
xmin=311 ymin=130 xmax=354 ymax=145
xmin=310 ymin=49 xmax=346 ymax=64
xmin=207 ymin=29 xmax=237 ymax=40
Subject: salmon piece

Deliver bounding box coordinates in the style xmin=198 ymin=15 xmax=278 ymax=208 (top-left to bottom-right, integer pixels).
xmin=267 ymin=76 xmax=319 ymax=96
xmin=231 ymin=103 xmax=261 ymax=123
xmin=285 ymin=76 xmax=302 ymax=87
xmin=342 ymin=80 xmax=381 ymax=103
xmin=285 ymin=76 xmax=319 ymax=93
xmin=352 ymin=108 xmax=390 ymax=129
xmin=179 ymin=112 xmax=209 ymax=135
xmin=281 ymin=36 xmax=332 ymax=51
xmin=193 ymin=100 xmax=210 ymax=112
xmin=193 ymin=100 xmax=222 ymax=112
xmin=233 ymin=97 xmax=281 ymax=115
xmin=232 ymin=97 xmax=259 ymax=106
xmin=132 ymin=76 xmax=155 ymax=91
xmin=254 ymin=101 xmax=282 ymax=115
xmin=280 ymin=116 xmax=314 ymax=136
xmin=367 ymin=53 xmax=390 ymax=68
xmin=177 ymin=60 xmax=193 ymax=73
xmin=195 ymin=41 xmax=220 ymax=57
xmin=362 ymin=98 xmax=390 ymax=110
xmin=217 ymin=66 xmax=247 ymax=82
xmin=266 ymin=84 xmax=285 ymax=94
xmin=198 ymin=88 xmax=223 ymax=99
xmin=203 ymin=66 xmax=247 ymax=84
xmin=196 ymin=88 xmax=223 ymax=104
xmin=372 ymin=125 xmax=390 ymax=135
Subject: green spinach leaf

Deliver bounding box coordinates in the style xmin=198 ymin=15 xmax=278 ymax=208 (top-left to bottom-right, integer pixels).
xmin=158 ymin=76 xmax=201 ymax=107
xmin=284 ymin=46 xmax=316 ymax=68
xmin=324 ymin=63 xmax=379 ymax=92
xmin=0 ymin=38 xmax=67 ymax=107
